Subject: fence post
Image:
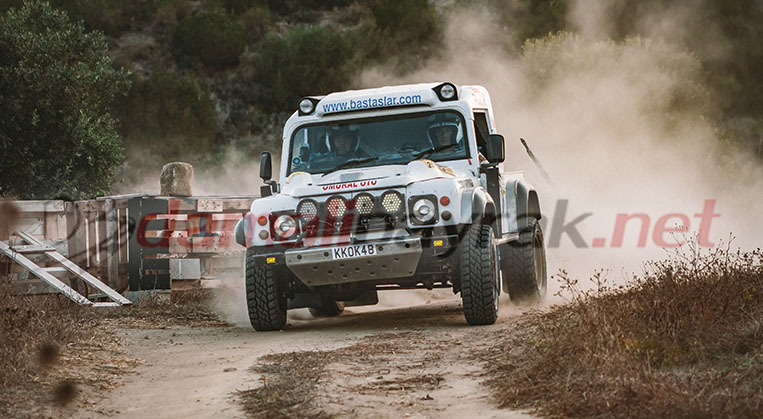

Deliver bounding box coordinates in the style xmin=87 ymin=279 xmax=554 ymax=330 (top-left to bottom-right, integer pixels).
xmin=105 ymin=199 xmax=119 ymax=291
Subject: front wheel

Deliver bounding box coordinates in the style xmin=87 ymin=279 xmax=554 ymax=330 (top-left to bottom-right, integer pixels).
xmin=460 ymin=224 xmax=500 ymax=325
xmin=501 ymin=217 xmax=547 ymax=304
xmin=246 ymin=254 xmax=288 ymax=331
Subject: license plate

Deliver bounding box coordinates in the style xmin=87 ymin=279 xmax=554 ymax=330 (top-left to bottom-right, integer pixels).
xmin=331 ymin=244 xmax=376 ymax=260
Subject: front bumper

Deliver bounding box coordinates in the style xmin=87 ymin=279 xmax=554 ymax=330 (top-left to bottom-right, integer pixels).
xmin=284 ymin=237 xmax=423 ymax=286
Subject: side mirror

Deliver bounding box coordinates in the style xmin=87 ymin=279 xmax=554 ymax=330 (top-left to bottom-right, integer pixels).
xmin=485 ymin=134 xmax=505 ymax=164
xmin=260 ymin=151 xmax=278 ymax=197
xmin=260 ymin=151 xmax=272 ymax=181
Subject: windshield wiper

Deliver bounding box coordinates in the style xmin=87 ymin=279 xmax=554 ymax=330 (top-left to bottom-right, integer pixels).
xmin=321 ymin=156 xmax=379 ymax=177
xmin=413 ymin=143 xmax=460 ymax=160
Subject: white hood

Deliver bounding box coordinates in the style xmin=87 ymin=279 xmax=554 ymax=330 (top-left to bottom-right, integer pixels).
xmin=281 ymin=160 xmax=468 ymax=198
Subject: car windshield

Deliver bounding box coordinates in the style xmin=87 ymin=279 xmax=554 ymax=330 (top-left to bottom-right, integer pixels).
xmin=287 ymin=110 xmax=469 ymax=176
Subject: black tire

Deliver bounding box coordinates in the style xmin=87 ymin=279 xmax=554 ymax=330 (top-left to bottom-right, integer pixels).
xmin=501 ymin=217 xmax=547 ymax=304
xmin=245 ymin=254 xmax=287 ymax=331
xmin=308 ymin=297 xmax=345 ymax=317
xmin=460 ymin=224 xmax=500 ymax=325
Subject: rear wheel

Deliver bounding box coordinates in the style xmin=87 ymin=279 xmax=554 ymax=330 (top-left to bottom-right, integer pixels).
xmin=246 ymin=253 xmax=287 ymax=331
xmin=501 ymin=217 xmax=547 ymax=304
xmin=460 ymin=224 xmax=500 ymax=325
xmin=309 ymin=297 xmax=345 ymax=317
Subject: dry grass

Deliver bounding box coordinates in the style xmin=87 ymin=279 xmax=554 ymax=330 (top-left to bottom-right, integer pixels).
xmin=237 ymin=332 xmax=438 ymax=418
xmin=482 ymin=246 xmax=763 ymax=418
xmin=239 ymin=350 xmax=335 ymax=419
xmin=101 ymin=288 xmax=229 ymax=329
xmin=0 ymin=279 xmax=228 ymax=417
xmin=0 ymin=277 xmax=102 ymax=416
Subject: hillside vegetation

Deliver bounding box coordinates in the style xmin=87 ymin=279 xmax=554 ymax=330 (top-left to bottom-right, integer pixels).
xmin=0 ymin=0 xmax=761 ymax=197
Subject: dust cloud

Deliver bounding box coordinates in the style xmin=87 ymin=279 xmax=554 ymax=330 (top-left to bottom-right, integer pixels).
xmin=129 ymin=2 xmax=763 ymax=319
xmin=361 ymin=4 xmax=763 ymax=301
xmin=116 ymin=147 xmax=273 ymax=197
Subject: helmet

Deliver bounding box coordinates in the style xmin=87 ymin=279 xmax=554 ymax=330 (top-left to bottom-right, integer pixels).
xmin=427 ymin=114 xmax=461 ymax=147
xmin=326 ymin=125 xmax=360 ymax=155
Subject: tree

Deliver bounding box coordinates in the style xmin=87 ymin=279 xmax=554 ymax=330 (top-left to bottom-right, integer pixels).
xmin=171 ymin=9 xmax=248 ymax=71
xmin=0 ymin=0 xmax=130 ymax=200
xmin=254 ymin=25 xmax=358 ymax=112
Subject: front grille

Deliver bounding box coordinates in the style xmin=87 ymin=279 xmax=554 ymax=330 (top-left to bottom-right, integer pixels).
xmin=297 ymin=191 xmax=405 ymax=238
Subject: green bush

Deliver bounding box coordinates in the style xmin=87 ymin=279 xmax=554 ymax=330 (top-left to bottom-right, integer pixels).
xmin=487 ymin=0 xmax=568 ymax=51
xmin=44 ymin=0 xmax=160 ymax=37
xmin=238 ymin=3 xmax=272 ymax=41
xmin=0 ymin=0 xmax=130 ymax=200
xmin=361 ymin=0 xmax=441 ymax=68
xmin=264 ymin=0 xmax=351 ymax=16
xmin=223 ymin=0 xmax=263 ymax=15
xmin=253 ymin=25 xmax=358 ymax=112
xmin=115 ymin=70 xmax=219 ymax=160
xmin=153 ymin=0 xmax=192 ymax=27
xmin=171 ymin=9 xmax=248 ymax=70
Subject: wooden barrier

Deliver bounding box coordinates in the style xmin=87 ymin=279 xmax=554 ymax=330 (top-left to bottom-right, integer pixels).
xmin=126 ymin=195 xmax=254 ymax=291
xmin=4 ymin=194 xmax=255 ymax=294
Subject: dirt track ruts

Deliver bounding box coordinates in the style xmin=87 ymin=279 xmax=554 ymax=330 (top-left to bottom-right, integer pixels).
xmin=71 ymin=296 xmax=535 ymax=418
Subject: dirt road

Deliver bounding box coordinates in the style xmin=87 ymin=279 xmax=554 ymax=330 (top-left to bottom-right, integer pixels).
xmin=72 ymin=294 xmax=534 ymax=418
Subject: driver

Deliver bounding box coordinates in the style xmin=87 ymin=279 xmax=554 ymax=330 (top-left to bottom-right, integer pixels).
xmin=426 ymin=114 xmax=488 ymax=164
xmin=327 ymin=125 xmax=362 ymax=158
xmin=427 ymin=115 xmax=461 ymax=148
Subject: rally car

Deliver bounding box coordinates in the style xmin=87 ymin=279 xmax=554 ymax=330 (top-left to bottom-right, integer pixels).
xmin=235 ymin=82 xmax=546 ymax=331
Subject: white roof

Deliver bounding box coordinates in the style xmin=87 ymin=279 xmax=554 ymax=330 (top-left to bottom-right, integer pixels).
xmin=308 ymin=82 xmax=492 ymax=117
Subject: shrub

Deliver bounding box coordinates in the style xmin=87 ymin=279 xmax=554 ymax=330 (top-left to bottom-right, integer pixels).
xmin=0 ymin=0 xmax=130 ymax=200
xmin=115 ymin=70 xmax=219 ymax=160
xmin=45 ymin=0 xmax=160 ymax=37
xmin=253 ymin=25 xmax=358 ymax=112
xmin=361 ymin=0 xmax=442 ymax=69
xmin=370 ymin=0 xmax=438 ymax=42
xmin=264 ymin=0 xmax=351 ymax=16
xmin=238 ymin=3 xmax=272 ymax=41
xmin=483 ymin=246 xmax=763 ymax=417
xmin=487 ymin=0 xmax=568 ymax=51
xmin=153 ymin=0 xmax=192 ymax=28
xmin=171 ymin=9 xmax=248 ymax=71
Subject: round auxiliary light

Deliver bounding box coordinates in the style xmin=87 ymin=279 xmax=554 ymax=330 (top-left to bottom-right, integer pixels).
xmin=326 ymin=196 xmax=347 ymax=218
xmin=441 ymin=210 xmax=452 ymax=221
xmin=299 ymin=98 xmax=314 ymax=114
xmin=258 ymin=230 xmax=269 ymax=240
xmin=274 ymin=214 xmax=297 ymax=239
xmin=412 ymin=198 xmax=436 ymax=223
xmin=439 ymin=196 xmax=450 ymax=206
xmin=297 ymin=199 xmax=318 ymax=221
xmin=381 ymin=191 xmax=403 ymax=214
xmin=439 ymin=84 xmax=456 ymax=99
xmin=355 ymin=193 xmax=374 ymax=215
xmin=257 ymin=216 xmax=268 ymax=226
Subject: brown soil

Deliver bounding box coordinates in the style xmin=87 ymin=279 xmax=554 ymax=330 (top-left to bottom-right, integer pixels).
xmin=68 ymin=295 xmax=535 ymax=419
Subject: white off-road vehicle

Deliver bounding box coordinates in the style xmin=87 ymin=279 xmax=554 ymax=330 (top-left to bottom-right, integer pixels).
xmin=235 ymin=82 xmax=546 ymax=331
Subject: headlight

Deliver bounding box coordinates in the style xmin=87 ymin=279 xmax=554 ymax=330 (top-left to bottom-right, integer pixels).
xmin=434 ymin=82 xmax=458 ymax=101
xmin=326 ymin=196 xmax=347 ymax=218
xmin=355 ymin=193 xmax=374 ymax=215
xmin=381 ymin=191 xmax=403 ymax=214
xmin=439 ymin=84 xmax=456 ymax=99
xmin=273 ymin=214 xmax=297 ymax=239
xmin=297 ymin=199 xmax=318 ymax=222
xmin=298 ymin=98 xmax=315 ymax=114
xmin=412 ymin=198 xmax=437 ymax=223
